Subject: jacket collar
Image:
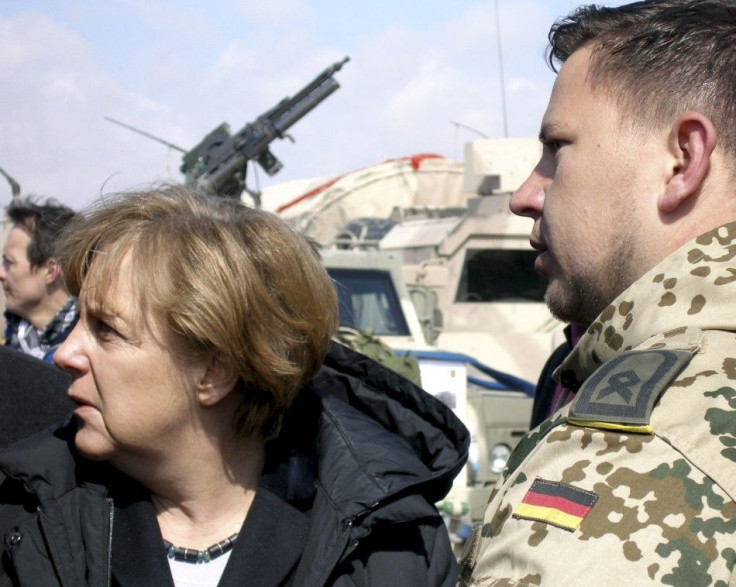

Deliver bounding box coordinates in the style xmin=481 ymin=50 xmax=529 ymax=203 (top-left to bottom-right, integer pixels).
xmin=285 ymin=343 xmax=469 ymax=585
xmin=110 ymin=483 xmax=309 ymax=587
xmin=0 ymin=418 xmax=99 ymax=502
xmin=219 ymin=488 xmax=309 ymax=587
xmin=558 ymin=222 xmax=736 ymax=388
xmin=308 ymin=343 xmax=468 ymax=520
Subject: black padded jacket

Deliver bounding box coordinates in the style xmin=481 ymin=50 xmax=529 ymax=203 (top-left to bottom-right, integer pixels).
xmin=0 ymin=343 xmax=469 ymax=586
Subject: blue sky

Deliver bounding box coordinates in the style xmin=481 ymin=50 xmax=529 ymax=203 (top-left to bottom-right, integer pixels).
xmin=0 ymin=0 xmax=627 ymax=209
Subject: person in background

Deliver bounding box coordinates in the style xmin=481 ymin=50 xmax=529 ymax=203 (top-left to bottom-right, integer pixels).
xmin=1 ymin=197 xmax=77 ymax=361
xmin=461 ymin=1 xmax=736 ymax=585
xmin=0 ymin=185 xmax=467 ymax=586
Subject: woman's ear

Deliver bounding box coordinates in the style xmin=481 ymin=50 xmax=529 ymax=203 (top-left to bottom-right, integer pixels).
xmin=197 ymin=354 xmax=239 ymax=407
xmin=659 ymin=111 xmax=717 ymax=214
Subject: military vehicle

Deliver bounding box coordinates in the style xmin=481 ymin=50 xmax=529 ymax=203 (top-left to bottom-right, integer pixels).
xmin=320 ymin=246 xmax=536 ymax=531
xmin=271 ymin=138 xmax=565 ymax=528
xmin=275 ymin=138 xmax=563 ymax=384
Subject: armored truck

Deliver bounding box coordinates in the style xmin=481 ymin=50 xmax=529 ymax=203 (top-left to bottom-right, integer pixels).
xmin=275 ymin=138 xmax=564 ymax=384
xmin=267 ymin=138 xmax=565 ymax=525
xmin=321 ymin=247 xmax=534 ymax=527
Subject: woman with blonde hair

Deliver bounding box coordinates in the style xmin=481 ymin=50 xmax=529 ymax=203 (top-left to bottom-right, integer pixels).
xmin=0 ymin=184 xmax=467 ymax=586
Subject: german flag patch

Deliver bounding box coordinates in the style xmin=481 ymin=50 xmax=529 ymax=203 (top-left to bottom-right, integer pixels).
xmin=513 ymin=478 xmax=598 ymax=532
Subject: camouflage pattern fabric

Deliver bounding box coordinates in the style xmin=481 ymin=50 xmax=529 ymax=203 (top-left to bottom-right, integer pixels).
xmin=460 ymin=223 xmax=736 ymax=586
xmin=332 ymin=327 xmax=422 ymax=386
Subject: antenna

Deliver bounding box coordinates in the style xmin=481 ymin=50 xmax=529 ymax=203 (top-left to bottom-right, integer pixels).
xmin=451 ymin=121 xmax=489 ymax=160
xmin=104 ymin=117 xmax=187 ymax=153
xmin=450 ymin=121 xmax=489 ymax=139
xmin=494 ymin=0 xmax=509 ymax=138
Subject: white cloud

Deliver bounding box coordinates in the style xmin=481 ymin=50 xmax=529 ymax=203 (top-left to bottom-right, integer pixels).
xmin=210 ymin=40 xmax=259 ymax=83
xmin=115 ymin=0 xmax=218 ymax=43
xmin=237 ymin=0 xmax=312 ymax=25
xmin=0 ymin=1 xmax=574 ymax=210
xmin=0 ymin=12 xmax=181 ymax=207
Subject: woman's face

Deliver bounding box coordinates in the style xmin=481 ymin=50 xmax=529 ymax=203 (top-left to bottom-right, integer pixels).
xmin=54 ymin=253 xmax=206 ymax=467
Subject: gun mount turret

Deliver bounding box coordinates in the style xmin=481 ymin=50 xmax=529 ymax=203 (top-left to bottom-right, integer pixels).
xmin=106 ymin=56 xmax=350 ymax=207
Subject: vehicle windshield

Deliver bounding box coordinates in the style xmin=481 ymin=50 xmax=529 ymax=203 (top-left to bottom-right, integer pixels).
xmin=328 ymin=268 xmax=411 ymax=336
xmin=456 ymin=249 xmax=547 ymax=303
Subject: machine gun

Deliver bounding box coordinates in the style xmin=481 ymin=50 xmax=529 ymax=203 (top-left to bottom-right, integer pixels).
xmin=0 ymin=165 xmax=21 ymax=199
xmin=106 ymin=56 xmax=349 ymax=207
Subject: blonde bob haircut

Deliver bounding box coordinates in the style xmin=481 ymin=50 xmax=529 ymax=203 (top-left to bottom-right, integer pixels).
xmin=56 ymin=184 xmax=338 ymax=440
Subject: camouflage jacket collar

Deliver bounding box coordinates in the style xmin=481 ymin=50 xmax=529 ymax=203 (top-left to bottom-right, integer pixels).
xmin=558 ymin=222 xmax=736 ymax=389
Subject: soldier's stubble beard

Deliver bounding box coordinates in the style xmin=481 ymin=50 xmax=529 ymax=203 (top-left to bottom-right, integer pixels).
xmin=543 ymin=219 xmax=641 ymax=329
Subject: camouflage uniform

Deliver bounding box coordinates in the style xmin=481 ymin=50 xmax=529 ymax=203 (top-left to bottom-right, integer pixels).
xmin=460 ymin=223 xmax=736 ymax=586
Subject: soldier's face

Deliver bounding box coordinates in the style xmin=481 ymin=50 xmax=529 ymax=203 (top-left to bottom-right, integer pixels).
xmin=510 ymin=46 xmax=664 ymax=327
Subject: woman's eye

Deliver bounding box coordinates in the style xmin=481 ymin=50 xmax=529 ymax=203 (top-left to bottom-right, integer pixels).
xmin=94 ymin=319 xmax=118 ymax=340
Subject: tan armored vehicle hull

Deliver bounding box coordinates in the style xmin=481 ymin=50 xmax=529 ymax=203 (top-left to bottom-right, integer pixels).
xmin=264 ymin=139 xmax=566 ymax=530
xmin=275 ymin=139 xmax=564 ymax=384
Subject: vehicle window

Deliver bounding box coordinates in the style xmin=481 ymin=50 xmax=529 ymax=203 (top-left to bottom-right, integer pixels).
xmin=328 ymin=268 xmax=411 ymax=336
xmin=455 ymin=249 xmax=547 ymax=303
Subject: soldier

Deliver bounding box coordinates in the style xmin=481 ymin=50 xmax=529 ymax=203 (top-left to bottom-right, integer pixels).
xmin=461 ymin=1 xmax=736 ymax=585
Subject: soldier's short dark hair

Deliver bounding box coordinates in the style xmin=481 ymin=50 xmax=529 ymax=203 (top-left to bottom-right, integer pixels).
xmin=6 ymin=197 xmax=76 ymax=268
xmin=547 ymin=0 xmax=736 ymax=161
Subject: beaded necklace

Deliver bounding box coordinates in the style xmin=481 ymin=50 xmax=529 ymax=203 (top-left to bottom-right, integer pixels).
xmin=163 ymin=532 xmax=239 ymax=564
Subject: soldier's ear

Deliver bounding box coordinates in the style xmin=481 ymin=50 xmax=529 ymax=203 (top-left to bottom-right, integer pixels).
xmin=659 ymin=112 xmax=717 ymax=214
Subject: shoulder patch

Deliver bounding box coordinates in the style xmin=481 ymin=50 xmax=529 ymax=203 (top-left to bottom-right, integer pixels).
xmin=513 ymin=478 xmax=598 ymax=532
xmin=568 ymin=349 xmax=692 ymax=432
